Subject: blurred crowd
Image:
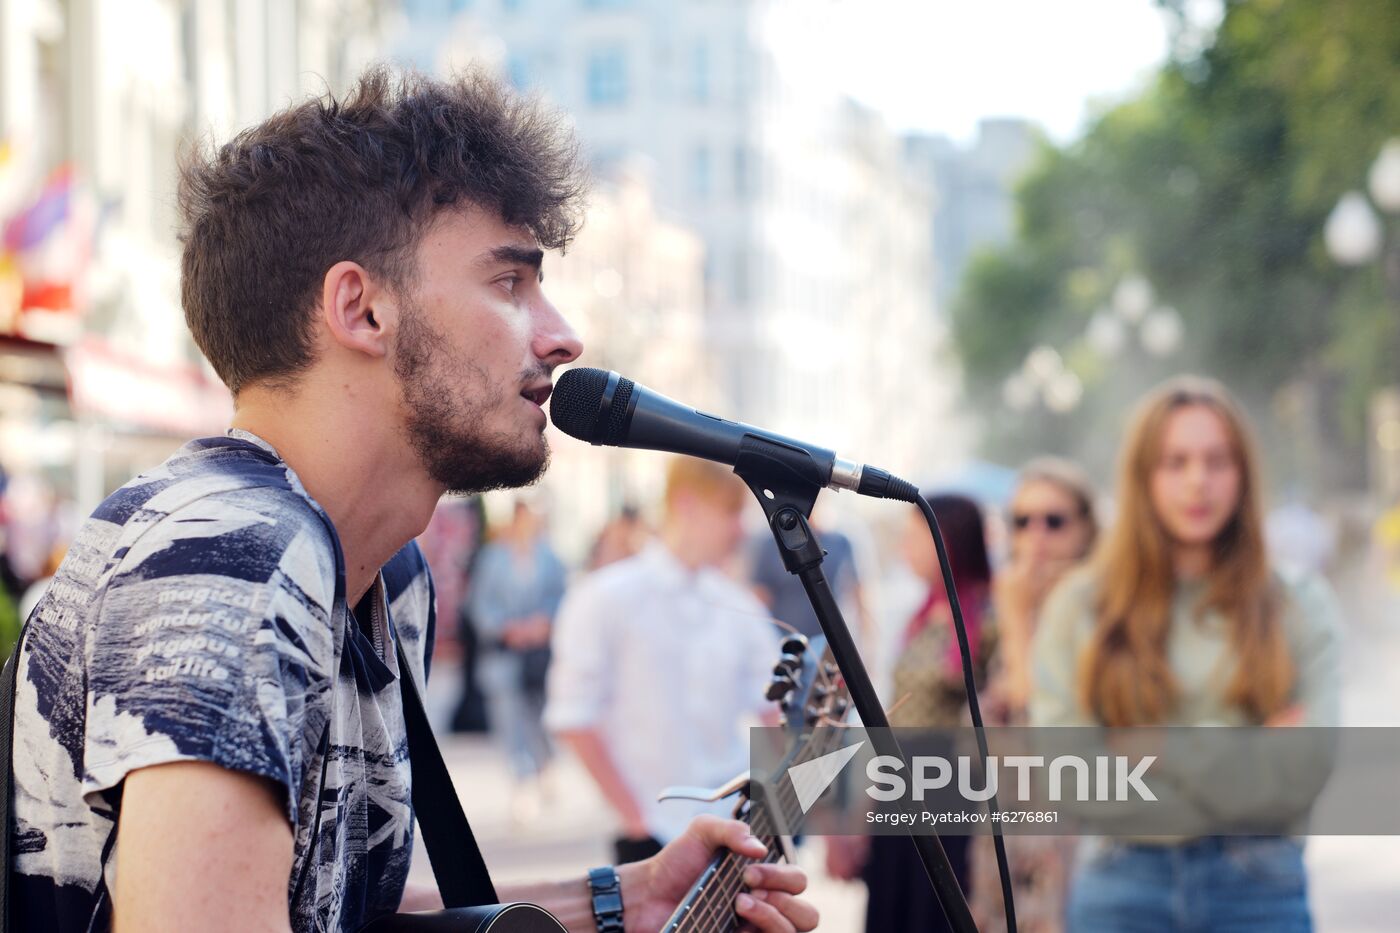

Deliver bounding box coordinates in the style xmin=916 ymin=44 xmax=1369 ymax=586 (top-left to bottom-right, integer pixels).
xmin=393 ymin=373 xmax=1398 ymax=932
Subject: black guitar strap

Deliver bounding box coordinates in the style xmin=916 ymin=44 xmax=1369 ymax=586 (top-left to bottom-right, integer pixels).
xmin=394 ymin=635 xmax=499 ymax=909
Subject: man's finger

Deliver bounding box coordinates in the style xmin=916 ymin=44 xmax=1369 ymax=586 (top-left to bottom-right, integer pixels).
xmin=691 ymin=815 xmax=768 ymax=859
xmin=742 ymin=863 xmax=808 ymax=895
xmin=736 ymin=892 xmax=796 ymax=933
xmin=747 ymin=890 xmax=819 ymax=932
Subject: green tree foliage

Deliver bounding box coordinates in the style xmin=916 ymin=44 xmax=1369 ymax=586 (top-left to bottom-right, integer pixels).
xmin=952 ymin=0 xmax=1400 ymax=484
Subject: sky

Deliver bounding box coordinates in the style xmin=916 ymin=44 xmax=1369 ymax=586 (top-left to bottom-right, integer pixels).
xmin=772 ymin=0 xmax=1182 ymax=144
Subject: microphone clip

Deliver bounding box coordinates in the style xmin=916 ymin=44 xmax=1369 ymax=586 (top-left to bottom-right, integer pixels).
xmin=733 ymin=438 xmax=826 ymax=575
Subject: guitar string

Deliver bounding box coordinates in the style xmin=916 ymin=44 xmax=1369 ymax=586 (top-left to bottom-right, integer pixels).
xmin=678 ymin=790 xmax=787 ymax=933
xmin=677 ymin=660 xmax=846 ymax=933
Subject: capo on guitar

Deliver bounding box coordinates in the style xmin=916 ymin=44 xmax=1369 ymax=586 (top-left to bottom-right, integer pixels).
xmin=656 ymin=770 xmax=751 ymax=804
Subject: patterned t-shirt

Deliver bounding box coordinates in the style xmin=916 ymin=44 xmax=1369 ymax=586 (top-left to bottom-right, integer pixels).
xmin=9 ymin=430 xmax=436 ymax=932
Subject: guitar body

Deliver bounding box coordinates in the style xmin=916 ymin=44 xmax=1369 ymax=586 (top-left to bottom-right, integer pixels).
xmin=358 ymin=902 xmax=567 ymax=932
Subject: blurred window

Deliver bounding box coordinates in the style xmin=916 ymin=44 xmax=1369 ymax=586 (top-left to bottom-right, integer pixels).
xmin=690 ymin=145 xmax=712 ymax=197
xmin=732 ymin=248 xmax=749 ymax=304
xmin=733 ymin=145 xmax=750 ymax=198
xmin=502 ymin=0 xmax=523 ymax=11
xmin=587 ymin=46 xmax=629 ymax=106
xmin=690 ymin=42 xmax=710 ymax=104
xmin=583 ymin=0 xmax=630 ymax=7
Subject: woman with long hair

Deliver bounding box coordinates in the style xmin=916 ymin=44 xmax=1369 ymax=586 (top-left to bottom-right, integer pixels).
xmin=1031 ymin=376 xmax=1341 ymax=930
xmin=970 ymin=458 xmax=1098 ymax=931
xmin=829 ymin=493 xmax=994 ymax=932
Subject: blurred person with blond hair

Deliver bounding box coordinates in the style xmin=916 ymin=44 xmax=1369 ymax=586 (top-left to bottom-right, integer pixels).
xmin=545 ymin=457 xmax=781 ymax=864
xmin=1032 ymin=375 xmax=1341 ymax=930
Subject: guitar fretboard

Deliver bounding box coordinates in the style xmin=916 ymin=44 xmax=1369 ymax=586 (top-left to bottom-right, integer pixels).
xmin=664 ymin=650 xmax=849 ymax=933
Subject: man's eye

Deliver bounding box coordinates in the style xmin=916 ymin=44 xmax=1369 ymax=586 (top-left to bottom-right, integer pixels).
xmin=498 ymin=275 xmax=519 ymax=293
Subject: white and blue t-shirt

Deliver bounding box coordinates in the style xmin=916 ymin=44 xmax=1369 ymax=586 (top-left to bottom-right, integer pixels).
xmin=9 ymin=430 xmax=436 ymax=932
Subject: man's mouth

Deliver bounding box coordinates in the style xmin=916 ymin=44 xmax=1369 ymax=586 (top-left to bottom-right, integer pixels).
xmin=520 ymin=383 xmax=553 ymax=407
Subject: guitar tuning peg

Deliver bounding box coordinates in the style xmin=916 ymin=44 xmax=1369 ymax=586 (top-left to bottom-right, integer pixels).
xmin=781 ymin=634 xmax=809 ymax=656
xmin=765 ymin=674 xmax=796 ymax=702
xmin=776 ymin=653 xmax=802 ymax=675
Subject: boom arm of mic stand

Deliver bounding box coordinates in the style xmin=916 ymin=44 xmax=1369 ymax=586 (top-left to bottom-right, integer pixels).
xmin=732 ymin=447 xmax=979 ymax=933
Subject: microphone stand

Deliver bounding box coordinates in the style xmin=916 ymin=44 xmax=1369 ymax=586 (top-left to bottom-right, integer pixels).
xmin=733 ymin=440 xmax=978 ymax=933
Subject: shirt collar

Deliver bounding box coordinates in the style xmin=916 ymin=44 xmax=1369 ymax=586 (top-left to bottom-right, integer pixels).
xmin=225 ymin=427 xmax=282 ymax=460
xmin=640 ymin=541 xmax=706 ymax=589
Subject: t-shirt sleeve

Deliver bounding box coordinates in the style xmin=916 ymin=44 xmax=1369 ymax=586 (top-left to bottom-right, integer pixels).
xmin=79 ymin=494 xmax=338 ymax=827
xmin=1029 ymin=570 xmax=1097 ymax=727
xmin=1281 ymin=570 xmax=1343 ymax=727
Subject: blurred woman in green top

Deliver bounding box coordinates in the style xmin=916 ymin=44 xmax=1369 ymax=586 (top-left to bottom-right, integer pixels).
xmin=1031 ymin=376 xmax=1341 ymax=931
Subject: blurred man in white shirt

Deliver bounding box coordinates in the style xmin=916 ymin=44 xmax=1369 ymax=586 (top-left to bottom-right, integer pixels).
xmin=546 ymin=458 xmax=781 ymax=863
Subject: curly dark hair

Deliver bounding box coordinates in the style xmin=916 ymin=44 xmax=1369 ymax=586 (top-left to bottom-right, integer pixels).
xmin=178 ymin=65 xmax=587 ymax=394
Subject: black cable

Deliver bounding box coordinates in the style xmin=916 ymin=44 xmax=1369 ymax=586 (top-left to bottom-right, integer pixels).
xmin=913 ymin=493 xmax=1018 ymax=933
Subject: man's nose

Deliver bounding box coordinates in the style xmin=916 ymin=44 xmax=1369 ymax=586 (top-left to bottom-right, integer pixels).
xmin=533 ymin=297 xmax=583 ymax=367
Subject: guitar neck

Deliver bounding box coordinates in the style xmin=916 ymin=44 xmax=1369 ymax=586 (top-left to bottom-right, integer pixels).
xmin=665 ymin=730 xmax=841 ymax=933
xmin=664 ymin=641 xmax=849 ymax=933
xmin=663 ymin=806 xmax=788 ymax=933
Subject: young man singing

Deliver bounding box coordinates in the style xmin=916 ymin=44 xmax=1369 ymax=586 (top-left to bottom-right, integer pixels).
xmin=7 ymin=68 xmax=818 ymax=933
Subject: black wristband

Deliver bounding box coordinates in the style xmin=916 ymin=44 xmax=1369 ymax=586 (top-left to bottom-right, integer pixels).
xmin=587 ymin=866 xmax=625 ymax=933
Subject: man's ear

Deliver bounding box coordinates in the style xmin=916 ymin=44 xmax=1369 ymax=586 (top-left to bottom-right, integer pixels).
xmin=320 ymin=260 xmax=392 ymax=359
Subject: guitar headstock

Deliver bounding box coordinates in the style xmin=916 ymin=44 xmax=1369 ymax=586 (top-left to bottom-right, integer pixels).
xmin=763 ymin=634 xmax=850 ymax=757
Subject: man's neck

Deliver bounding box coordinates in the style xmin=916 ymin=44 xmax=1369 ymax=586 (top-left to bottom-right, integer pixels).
xmin=231 ymin=381 xmax=443 ymax=605
xmin=660 ymin=524 xmax=711 ymax=572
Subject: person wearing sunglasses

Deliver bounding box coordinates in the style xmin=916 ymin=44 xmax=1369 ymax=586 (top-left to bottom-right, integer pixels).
xmin=993 ymin=458 xmax=1099 ymax=717
xmin=968 ymin=459 xmax=1097 ymax=932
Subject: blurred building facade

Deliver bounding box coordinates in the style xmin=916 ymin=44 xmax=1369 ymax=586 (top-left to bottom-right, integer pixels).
xmin=904 ymin=117 xmax=1039 ymax=305
xmin=0 ymin=0 xmax=392 ymax=518
xmin=399 ymin=0 xmax=958 ymax=478
xmin=540 ymin=165 xmax=715 ymax=559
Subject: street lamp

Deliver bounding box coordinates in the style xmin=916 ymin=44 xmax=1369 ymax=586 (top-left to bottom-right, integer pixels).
xmin=1367 ymin=139 xmax=1400 ymax=213
xmin=1324 ymin=191 xmax=1383 ymax=266
xmin=1327 ymin=138 xmax=1400 ymax=504
xmin=1002 ymin=344 xmax=1082 ymax=414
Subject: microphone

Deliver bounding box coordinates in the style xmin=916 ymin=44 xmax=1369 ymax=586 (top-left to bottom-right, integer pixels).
xmin=549 ymin=368 xmax=919 ymax=502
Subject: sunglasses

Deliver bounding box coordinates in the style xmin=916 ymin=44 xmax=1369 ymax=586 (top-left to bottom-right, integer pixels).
xmin=1012 ymin=511 xmax=1073 ymax=532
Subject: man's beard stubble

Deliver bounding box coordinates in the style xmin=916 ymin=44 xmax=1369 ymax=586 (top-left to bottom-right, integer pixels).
xmin=393 ymin=303 xmax=550 ymax=496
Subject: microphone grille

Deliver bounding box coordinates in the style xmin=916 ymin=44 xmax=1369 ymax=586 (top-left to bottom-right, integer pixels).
xmin=550 ymin=367 xmax=634 ymax=444
xmin=603 ymin=377 xmax=634 ymax=445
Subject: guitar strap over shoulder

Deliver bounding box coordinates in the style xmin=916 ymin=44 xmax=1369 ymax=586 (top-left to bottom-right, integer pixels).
xmin=394 ymin=635 xmax=500 ymax=909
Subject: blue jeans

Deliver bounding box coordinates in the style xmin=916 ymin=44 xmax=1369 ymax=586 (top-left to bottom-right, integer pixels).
xmin=1068 ymin=836 xmax=1311 ymax=932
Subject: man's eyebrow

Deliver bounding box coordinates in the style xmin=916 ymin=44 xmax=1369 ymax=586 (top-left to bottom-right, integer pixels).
xmin=479 ymin=245 xmax=545 ymax=272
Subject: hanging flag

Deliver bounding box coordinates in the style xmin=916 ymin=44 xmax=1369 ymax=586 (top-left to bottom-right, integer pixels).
xmin=2 ymin=166 xmax=73 ymax=254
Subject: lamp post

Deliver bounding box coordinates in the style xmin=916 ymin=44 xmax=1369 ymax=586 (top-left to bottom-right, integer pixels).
xmin=1326 ymin=138 xmax=1400 ymax=503
xmin=1002 ymin=274 xmax=1182 ymax=416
